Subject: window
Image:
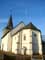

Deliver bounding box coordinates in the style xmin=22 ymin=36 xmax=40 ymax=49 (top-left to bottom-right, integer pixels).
xmin=34 ymin=34 xmax=37 ymax=37
xmin=23 ymin=47 xmax=27 ymax=55
xmin=24 ymin=35 xmax=26 ymax=40
xmin=32 ymin=32 xmax=37 ymax=37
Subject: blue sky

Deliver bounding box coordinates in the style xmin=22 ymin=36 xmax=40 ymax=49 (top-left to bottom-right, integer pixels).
xmin=0 ymin=0 xmax=45 ymax=38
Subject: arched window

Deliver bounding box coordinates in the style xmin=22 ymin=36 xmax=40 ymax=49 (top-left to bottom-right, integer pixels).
xmin=23 ymin=47 xmax=27 ymax=55
xmin=24 ymin=35 xmax=26 ymax=40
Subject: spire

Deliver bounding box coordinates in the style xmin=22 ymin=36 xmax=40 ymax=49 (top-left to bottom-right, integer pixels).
xmin=7 ymin=15 xmax=13 ymax=30
xmin=2 ymin=15 xmax=13 ymax=38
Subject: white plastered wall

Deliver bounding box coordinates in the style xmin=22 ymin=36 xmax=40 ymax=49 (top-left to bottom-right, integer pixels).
xmin=12 ymin=32 xmax=20 ymax=54
xmin=7 ymin=32 xmax=12 ymax=51
xmin=21 ymin=29 xmax=32 ymax=55
xmin=38 ymin=32 xmax=42 ymax=55
xmin=1 ymin=33 xmax=8 ymax=51
xmin=1 ymin=32 xmax=12 ymax=52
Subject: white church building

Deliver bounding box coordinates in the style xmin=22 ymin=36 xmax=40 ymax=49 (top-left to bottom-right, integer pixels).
xmin=1 ymin=16 xmax=43 ymax=60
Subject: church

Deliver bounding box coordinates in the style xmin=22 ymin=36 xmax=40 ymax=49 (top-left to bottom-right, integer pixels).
xmin=1 ymin=16 xmax=43 ymax=60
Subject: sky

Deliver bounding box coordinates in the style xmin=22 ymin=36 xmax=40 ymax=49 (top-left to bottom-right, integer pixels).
xmin=0 ymin=0 xmax=45 ymax=39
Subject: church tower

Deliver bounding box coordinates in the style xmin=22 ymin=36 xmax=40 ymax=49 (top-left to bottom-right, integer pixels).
xmin=3 ymin=15 xmax=13 ymax=37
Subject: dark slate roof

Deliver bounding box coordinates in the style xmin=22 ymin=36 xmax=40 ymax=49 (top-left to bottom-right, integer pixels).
xmin=1 ymin=21 xmax=25 ymax=39
xmin=1 ymin=22 xmax=41 ymax=39
xmin=7 ymin=15 xmax=13 ymax=30
xmin=3 ymin=15 xmax=13 ymax=31
xmin=12 ymin=22 xmax=41 ymax=36
xmin=23 ymin=22 xmax=41 ymax=32
xmin=4 ymin=15 xmax=13 ymax=30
